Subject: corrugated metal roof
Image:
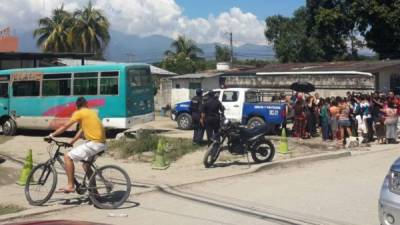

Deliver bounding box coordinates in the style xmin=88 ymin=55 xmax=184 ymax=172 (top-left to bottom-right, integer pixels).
xmin=170 ymin=73 xmax=222 ymax=79
xmin=229 ymin=60 xmax=400 ymax=74
xmin=57 ymin=58 xmax=176 ymax=76
xmin=256 ymin=71 xmax=373 ymax=77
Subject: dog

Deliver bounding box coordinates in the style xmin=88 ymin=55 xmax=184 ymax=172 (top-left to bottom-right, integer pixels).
xmin=345 ymin=136 xmax=364 ymax=148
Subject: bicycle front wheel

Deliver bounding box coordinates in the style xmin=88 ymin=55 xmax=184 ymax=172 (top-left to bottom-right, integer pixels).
xmin=88 ymin=165 xmax=131 ymax=209
xmin=25 ymin=163 xmax=57 ymax=206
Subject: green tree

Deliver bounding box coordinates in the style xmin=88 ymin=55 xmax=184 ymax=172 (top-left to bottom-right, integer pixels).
xmin=161 ymin=53 xmax=197 ymax=75
xmin=351 ymin=0 xmax=400 ymax=59
xmin=265 ymin=1 xmax=370 ymax=62
xmin=306 ymin=0 xmax=358 ymax=61
xmin=265 ymin=7 xmax=323 ymax=63
xmin=164 ymin=36 xmax=203 ymax=60
xmin=215 ymin=45 xmax=231 ymax=62
xmin=162 ymin=36 xmax=204 ymax=74
xmin=70 ymin=1 xmax=110 ymax=56
xmin=33 ymin=5 xmax=73 ymax=52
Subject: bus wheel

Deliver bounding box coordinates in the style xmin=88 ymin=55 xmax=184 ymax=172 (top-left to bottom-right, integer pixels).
xmin=247 ymin=117 xmax=265 ymax=129
xmin=177 ymin=113 xmax=192 ymax=130
xmin=2 ymin=118 xmax=17 ymax=136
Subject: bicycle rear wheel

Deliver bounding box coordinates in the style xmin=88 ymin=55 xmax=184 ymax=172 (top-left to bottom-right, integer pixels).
xmin=25 ymin=163 xmax=57 ymax=206
xmin=88 ymin=165 xmax=131 ymax=209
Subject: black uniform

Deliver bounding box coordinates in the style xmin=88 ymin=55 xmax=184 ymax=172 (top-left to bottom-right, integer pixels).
xmin=201 ymin=94 xmax=225 ymax=143
xmin=190 ymin=95 xmax=204 ymax=144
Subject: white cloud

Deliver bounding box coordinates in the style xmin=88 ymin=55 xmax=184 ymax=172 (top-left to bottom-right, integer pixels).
xmin=0 ymin=0 xmax=267 ymax=45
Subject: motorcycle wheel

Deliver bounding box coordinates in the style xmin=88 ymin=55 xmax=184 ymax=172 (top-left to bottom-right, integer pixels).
xmin=203 ymin=142 xmax=221 ymax=168
xmin=251 ymin=139 xmax=275 ymax=163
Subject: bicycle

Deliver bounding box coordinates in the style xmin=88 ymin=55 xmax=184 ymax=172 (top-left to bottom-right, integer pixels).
xmin=24 ymin=137 xmax=132 ymax=209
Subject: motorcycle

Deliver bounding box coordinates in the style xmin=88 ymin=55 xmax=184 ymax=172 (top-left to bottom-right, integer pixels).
xmin=203 ymin=119 xmax=275 ymax=168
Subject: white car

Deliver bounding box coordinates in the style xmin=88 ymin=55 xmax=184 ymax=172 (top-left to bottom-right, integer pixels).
xmin=379 ymin=157 xmax=400 ymax=225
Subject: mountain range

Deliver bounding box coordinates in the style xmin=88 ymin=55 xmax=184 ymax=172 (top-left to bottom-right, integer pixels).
xmin=16 ymin=30 xmax=275 ymax=63
xmin=16 ymin=30 xmax=374 ymax=63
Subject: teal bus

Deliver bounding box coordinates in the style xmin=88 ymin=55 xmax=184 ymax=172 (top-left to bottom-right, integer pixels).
xmin=0 ymin=63 xmax=155 ymax=135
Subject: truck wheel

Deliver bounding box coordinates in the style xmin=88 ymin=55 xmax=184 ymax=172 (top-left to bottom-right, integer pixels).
xmin=2 ymin=118 xmax=17 ymax=136
xmin=177 ymin=113 xmax=192 ymax=130
xmin=247 ymin=117 xmax=265 ymax=129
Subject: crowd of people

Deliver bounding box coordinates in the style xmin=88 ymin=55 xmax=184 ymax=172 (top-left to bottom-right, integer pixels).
xmin=283 ymin=91 xmax=400 ymax=146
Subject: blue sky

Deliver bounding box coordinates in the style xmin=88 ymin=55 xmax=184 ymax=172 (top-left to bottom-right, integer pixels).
xmin=176 ymin=0 xmax=305 ymax=20
xmin=0 ymin=0 xmax=306 ymax=45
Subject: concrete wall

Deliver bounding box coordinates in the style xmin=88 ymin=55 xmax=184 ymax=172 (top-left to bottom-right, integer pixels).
xmin=171 ymin=79 xmax=190 ymax=106
xmin=224 ymin=74 xmax=375 ymax=97
xmin=170 ymin=76 xmax=220 ymax=106
xmin=376 ymin=67 xmax=400 ymax=92
xmin=202 ymin=77 xmax=220 ymax=90
xmin=155 ymin=78 xmax=172 ymax=110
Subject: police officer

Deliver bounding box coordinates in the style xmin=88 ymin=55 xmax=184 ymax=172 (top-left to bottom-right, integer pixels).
xmin=201 ymin=91 xmax=225 ymax=144
xmin=190 ymin=89 xmax=205 ymax=145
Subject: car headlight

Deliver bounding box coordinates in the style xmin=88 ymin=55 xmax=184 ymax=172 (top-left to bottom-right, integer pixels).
xmin=389 ymin=170 xmax=400 ymax=194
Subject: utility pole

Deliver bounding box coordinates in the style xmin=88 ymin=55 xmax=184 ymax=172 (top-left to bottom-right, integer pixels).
xmin=229 ymin=32 xmax=233 ymax=65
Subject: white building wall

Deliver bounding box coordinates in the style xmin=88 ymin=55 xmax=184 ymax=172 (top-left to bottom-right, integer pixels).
xmin=378 ymin=68 xmax=400 ymax=92
xmin=378 ymin=70 xmax=391 ymax=92
xmin=170 ymin=76 xmax=221 ymax=106
xmin=171 ymin=79 xmax=190 ymax=106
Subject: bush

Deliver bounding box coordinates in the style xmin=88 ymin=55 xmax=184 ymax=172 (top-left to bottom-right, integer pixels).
xmin=107 ymin=131 xmax=200 ymax=162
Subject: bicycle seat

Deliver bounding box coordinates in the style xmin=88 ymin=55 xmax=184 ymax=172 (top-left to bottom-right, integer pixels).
xmin=80 ymin=151 xmax=105 ymax=163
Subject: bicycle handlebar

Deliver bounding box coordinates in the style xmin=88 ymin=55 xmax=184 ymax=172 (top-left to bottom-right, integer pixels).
xmin=44 ymin=137 xmax=73 ymax=148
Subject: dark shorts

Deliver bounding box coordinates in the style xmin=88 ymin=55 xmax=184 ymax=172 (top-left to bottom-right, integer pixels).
xmin=338 ymin=120 xmax=351 ymax=127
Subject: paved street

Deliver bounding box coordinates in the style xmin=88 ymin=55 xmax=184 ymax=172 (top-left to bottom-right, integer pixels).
xmin=7 ymin=148 xmax=399 ymax=225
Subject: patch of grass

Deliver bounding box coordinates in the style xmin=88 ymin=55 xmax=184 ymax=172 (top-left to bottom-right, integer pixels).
xmin=163 ymin=137 xmax=199 ymax=162
xmin=0 ymin=204 xmax=24 ymax=216
xmin=107 ymin=131 xmax=200 ymax=162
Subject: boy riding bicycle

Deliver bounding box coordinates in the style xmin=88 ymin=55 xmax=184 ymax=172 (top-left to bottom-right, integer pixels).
xmin=47 ymin=97 xmax=106 ymax=193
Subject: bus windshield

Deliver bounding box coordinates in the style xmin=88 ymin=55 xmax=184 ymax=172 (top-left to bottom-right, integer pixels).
xmin=127 ymin=68 xmax=151 ymax=87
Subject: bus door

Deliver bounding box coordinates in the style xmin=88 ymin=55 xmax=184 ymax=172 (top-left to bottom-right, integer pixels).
xmin=0 ymin=81 xmax=10 ymax=116
xmin=0 ymin=75 xmax=10 ymax=116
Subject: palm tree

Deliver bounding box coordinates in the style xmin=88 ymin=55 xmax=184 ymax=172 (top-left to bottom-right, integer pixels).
xmin=33 ymin=5 xmax=73 ymax=52
xmin=70 ymin=1 xmax=110 ymax=54
xmin=164 ymin=36 xmax=203 ymax=60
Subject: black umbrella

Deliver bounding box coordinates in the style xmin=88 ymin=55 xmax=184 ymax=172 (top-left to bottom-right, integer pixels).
xmin=290 ymin=81 xmax=315 ymax=93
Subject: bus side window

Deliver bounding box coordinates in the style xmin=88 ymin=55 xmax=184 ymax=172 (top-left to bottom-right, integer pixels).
xmin=42 ymin=73 xmax=71 ymax=96
xmin=73 ymin=72 xmax=98 ymax=95
xmin=0 ymin=83 xmax=8 ymax=97
xmin=100 ymin=71 xmax=118 ymax=95
xmin=13 ymin=81 xmax=40 ymax=97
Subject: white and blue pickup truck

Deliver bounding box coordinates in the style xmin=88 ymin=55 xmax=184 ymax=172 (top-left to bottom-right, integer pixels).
xmin=170 ymin=88 xmax=286 ymax=130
